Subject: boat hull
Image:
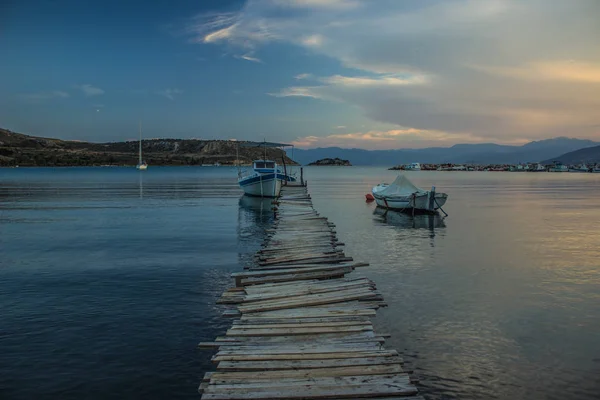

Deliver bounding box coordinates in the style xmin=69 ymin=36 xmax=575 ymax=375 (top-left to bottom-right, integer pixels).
xmin=136 ymin=164 xmax=148 ymax=170
xmin=239 ymin=173 xmax=284 ymax=197
xmin=372 ymin=191 xmax=448 ymax=212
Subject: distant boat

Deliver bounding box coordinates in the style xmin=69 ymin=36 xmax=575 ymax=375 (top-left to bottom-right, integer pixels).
xmin=593 ymin=165 xmax=600 ymax=173
xmin=372 ymin=174 xmax=448 ymax=213
xmin=549 ymin=162 xmax=567 ymax=172
xmin=136 ymin=121 xmax=148 ymax=171
xmin=405 ymin=162 xmax=421 ymax=171
xmin=569 ymin=163 xmax=590 ymax=172
xmin=530 ymin=163 xmax=546 ymax=172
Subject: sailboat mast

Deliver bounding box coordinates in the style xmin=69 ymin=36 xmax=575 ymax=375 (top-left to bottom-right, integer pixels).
xmin=138 ymin=121 xmax=142 ymax=164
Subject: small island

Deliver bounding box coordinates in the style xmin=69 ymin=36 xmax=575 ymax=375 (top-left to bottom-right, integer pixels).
xmin=307 ymin=158 xmax=352 ymax=166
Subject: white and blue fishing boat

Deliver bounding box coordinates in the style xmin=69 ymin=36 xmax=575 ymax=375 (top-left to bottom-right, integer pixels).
xmin=238 ymin=160 xmax=296 ymax=197
xmin=237 ymin=141 xmax=297 ymax=197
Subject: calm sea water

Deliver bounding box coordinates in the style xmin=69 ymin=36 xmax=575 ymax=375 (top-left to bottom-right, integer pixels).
xmin=1 ymin=167 xmax=599 ymax=399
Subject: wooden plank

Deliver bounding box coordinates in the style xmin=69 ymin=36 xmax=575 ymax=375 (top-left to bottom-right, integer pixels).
xmin=238 ymin=289 xmax=380 ymax=311
xmin=233 ymin=264 xmax=358 ymax=278
xmin=201 ymin=376 xmax=417 ymax=399
xmin=205 ymin=373 xmax=411 ymax=388
xmin=214 ymin=331 xmax=383 ymax=344
xmin=214 ymin=343 xmax=382 ymax=354
xmin=229 ymin=321 xmax=373 ymax=329
xmin=240 ymin=267 xmax=352 ymax=286
xmin=242 ymin=277 xmax=370 ymax=293
xmin=215 ymin=356 xmax=404 ymax=371
xmin=224 ymin=325 xmax=373 ymax=336
xmin=232 ymin=316 xmax=372 ymax=324
xmin=241 ymin=283 xmax=375 ymax=304
xmin=212 ymin=350 xmax=398 ymax=362
xmin=209 ymin=364 xmax=405 ymax=381
xmin=259 ymin=256 xmax=354 ymax=267
xmin=238 ymin=290 xmax=380 ymax=313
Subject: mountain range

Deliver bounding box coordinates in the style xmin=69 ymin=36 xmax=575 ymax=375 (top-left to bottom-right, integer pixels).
xmin=2 ymin=127 xmax=599 ymax=167
xmin=541 ymin=144 xmax=600 ymax=165
xmin=290 ymin=138 xmax=599 ymax=166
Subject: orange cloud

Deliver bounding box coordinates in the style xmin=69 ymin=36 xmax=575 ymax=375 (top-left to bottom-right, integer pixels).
xmin=291 ymin=128 xmax=499 ymax=150
xmin=471 ymin=60 xmax=600 ymax=83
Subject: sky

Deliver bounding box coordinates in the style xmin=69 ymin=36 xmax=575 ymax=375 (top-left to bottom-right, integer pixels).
xmin=1 ymin=0 xmax=599 ymax=149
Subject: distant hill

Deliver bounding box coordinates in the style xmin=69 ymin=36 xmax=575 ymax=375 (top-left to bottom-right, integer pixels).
xmin=0 ymin=128 xmax=295 ymax=167
xmin=542 ymin=144 xmax=600 ymax=164
xmin=290 ymin=137 xmax=599 ymax=166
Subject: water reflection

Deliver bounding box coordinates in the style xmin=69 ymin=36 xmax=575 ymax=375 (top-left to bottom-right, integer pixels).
xmin=238 ymin=195 xmax=274 ymax=220
xmin=373 ymin=207 xmax=446 ymax=232
xmin=237 ymin=195 xmax=275 ymax=268
xmin=138 ymin=171 xmax=144 ymax=199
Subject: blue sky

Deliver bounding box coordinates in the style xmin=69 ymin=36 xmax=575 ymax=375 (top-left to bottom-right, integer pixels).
xmin=1 ymin=0 xmax=599 ymax=149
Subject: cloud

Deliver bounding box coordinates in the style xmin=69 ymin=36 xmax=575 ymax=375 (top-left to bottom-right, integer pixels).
xmin=191 ymin=0 xmax=600 ymax=142
xmin=157 ymin=88 xmax=183 ymax=100
xmin=295 ymin=73 xmax=313 ymax=80
xmin=293 ymin=127 xmax=492 ymax=149
xmin=268 ymin=87 xmax=322 ymax=98
xmin=270 ymin=0 xmax=360 ymax=9
xmin=235 ymin=53 xmax=263 ymax=63
xmin=269 ymin=71 xmax=428 ymax=98
xmin=300 ymin=34 xmax=324 ymax=47
xmin=19 ymin=91 xmax=70 ymax=101
xmin=469 ymin=60 xmax=600 ymax=84
xmin=321 ymin=73 xmax=429 ymax=87
xmin=334 ymin=125 xmax=346 ymax=129
xmin=75 ymin=84 xmax=105 ymax=96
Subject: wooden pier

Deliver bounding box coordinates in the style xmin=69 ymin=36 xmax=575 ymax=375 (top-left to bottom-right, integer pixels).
xmin=198 ymin=184 xmax=422 ymax=399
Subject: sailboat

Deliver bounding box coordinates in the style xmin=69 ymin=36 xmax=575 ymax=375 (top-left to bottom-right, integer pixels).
xmin=136 ymin=121 xmax=148 ymax=170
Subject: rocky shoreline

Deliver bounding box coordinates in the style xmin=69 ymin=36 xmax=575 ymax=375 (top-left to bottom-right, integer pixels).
xmin=0 ymin=128 xmax=297 ymax=167
xmin=307 ymin=157 xmax=352 ymax=166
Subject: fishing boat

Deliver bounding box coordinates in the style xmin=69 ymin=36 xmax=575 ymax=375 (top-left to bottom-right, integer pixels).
xmin=136 ymin=121 xmax=148 ymax=170
xmin=593 ymin=165 xmax=600 ymax=173
xmin=568 ymin=163 xmax=590 ymax=172
xmin=237 ymin=141 xmax=297 ymax=198
xmin=372 ymin=175 xmax=448 ymax=212
xmin=530 ymin=163 xmax=547 ymax=172
xmin=238 ymin=160 xmax=292 ymax=197
xmin=549 ymin=162 xmax=567 ymax=172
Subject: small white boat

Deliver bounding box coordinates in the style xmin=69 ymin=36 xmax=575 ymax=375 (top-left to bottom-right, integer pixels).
xmin=238 ymin=160 xmax=293 ymax=197
xmin=530 ymin=163 xmax=546 ymax=172
xmin=372 ymin=175 xmax=448 ymax=212
xmin=593 ymin=165 xmax=600 ymax=173
xmin=405 ymin=162 xmax=421 ymax=171
xmin=136 ymin=121 xmax=148 ymax=170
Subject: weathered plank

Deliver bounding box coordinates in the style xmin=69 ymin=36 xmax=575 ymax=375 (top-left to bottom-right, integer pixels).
xmin=215 ymin=356 xmax=404 ymax=371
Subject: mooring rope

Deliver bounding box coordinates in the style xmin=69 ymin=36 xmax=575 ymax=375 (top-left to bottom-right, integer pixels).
xmin=434 ymin=197 xmax=449 ymax=217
